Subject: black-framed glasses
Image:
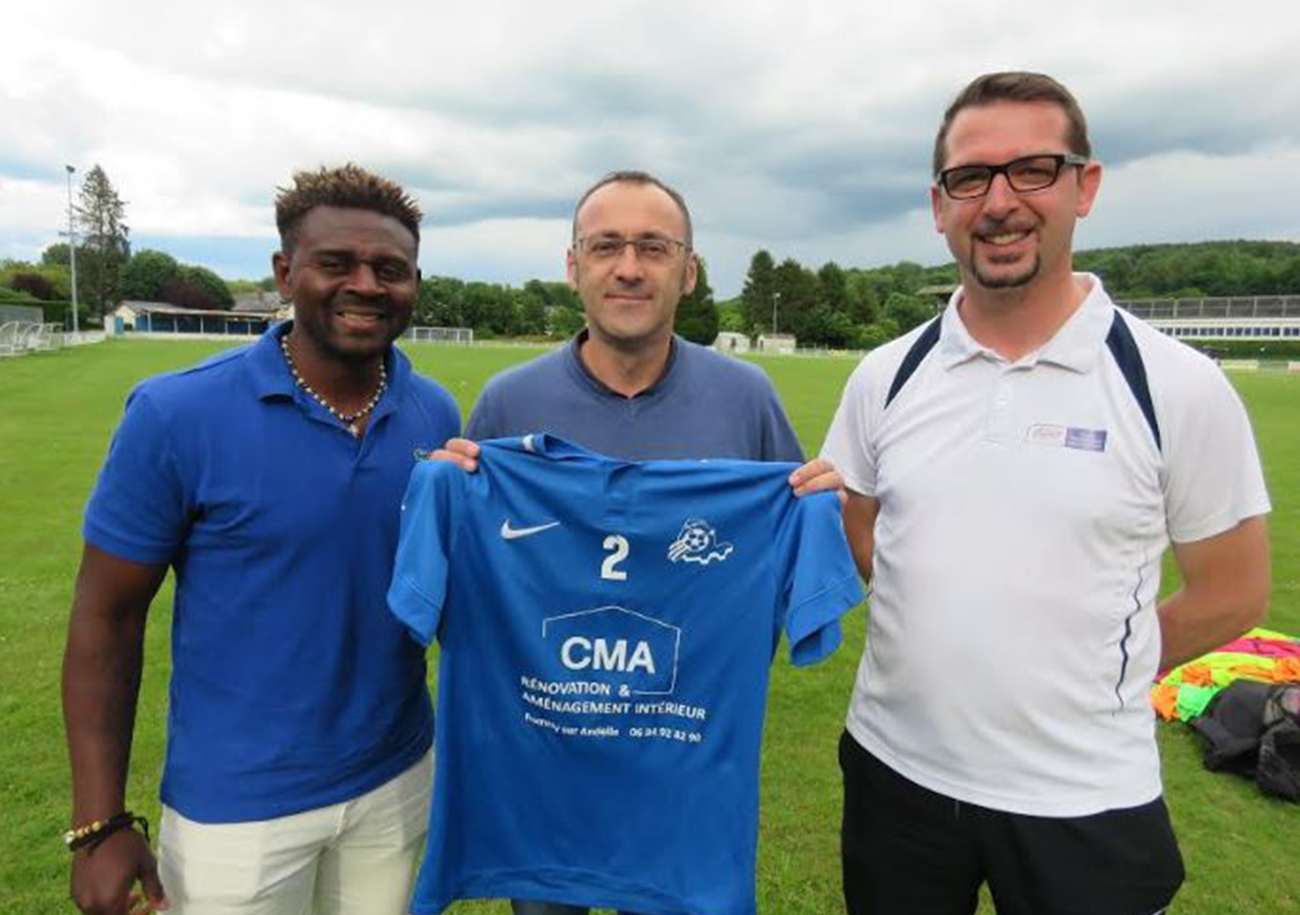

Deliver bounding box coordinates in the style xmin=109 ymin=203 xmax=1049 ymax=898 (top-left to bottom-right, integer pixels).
xmin=937 ymin=153 xmax=1089 ymax=200
xmin=576 ymin=234 xmax=689 ymax=263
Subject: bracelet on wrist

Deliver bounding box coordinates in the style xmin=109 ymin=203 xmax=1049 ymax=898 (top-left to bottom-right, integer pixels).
xmin=64 ymin=811 xmax=151 ymax=853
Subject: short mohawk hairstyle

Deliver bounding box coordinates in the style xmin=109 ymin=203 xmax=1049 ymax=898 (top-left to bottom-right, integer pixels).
xmin=275 ymin=163 xmax=422 ymax=251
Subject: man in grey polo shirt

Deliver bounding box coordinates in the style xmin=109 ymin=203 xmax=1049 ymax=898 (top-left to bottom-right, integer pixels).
xmin=460 ymin=170 xmax=813 ymax=465
xmin=822 ymin=72 xmax=1272 ymax=914
xmin=437 ymin=169 xmax=840 ymax=915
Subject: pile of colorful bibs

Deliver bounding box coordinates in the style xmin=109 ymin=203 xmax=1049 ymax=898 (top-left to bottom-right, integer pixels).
xmin=1152 ymin=628 xmax=1300 ymax=722
xmin=1153 ymin=628 xmax=1300 ymax=801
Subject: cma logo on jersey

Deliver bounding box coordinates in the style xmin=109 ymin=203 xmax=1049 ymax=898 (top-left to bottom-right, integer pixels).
xmin=542 ymin=606 xmax=681 ymax=695
xmin=668 ymin=518 xmax=733 ymax=566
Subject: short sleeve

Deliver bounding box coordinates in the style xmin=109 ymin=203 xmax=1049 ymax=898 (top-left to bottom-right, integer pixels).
xmin=464 ymin=384 xmax=501 ymax=441
xmin=819 ymin=359 xmax=880 ymax=498
xmin=388 ymin=461 xmax=463 ymax=646
xmin=756 ymin=377 xmax=805 ymax=463
xmin=83 ymin=387 xmax=189 ymax=564
xmin=1162 ymin=364 xmax=1271 ymax=544
xmin=779 ymin=491 xmax=863 ymax=666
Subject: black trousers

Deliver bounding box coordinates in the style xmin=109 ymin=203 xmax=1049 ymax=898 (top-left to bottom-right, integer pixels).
xmin=840 ymin=731 xmax=1184 ymax=915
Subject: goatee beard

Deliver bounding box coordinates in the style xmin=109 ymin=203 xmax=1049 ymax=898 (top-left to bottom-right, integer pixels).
xmin=972 ymin=255 xmax=1040 ymax=290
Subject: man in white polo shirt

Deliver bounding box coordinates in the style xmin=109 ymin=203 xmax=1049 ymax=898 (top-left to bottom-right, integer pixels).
xmin=821 ymin=71 xmax=1272 ymax=915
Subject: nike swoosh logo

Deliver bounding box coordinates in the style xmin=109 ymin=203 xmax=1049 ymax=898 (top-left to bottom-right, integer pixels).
xmin=500 ymin=520 xmax=561 ymax=540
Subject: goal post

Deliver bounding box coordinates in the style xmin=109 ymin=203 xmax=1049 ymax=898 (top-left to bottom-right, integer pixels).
xmin=404 ymin=326 xmax=474 ymax=345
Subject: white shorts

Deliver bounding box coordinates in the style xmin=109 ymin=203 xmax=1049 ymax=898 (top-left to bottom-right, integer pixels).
xmin=158 ymin=750 xmax=432 ymax=915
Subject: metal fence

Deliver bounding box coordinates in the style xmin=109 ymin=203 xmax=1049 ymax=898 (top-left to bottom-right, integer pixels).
xmin=1120 ymin=295 xmax=1300 ymax=320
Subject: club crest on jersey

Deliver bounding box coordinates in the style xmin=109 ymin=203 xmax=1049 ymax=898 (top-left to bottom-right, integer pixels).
xmin=667 ymin=518 xmax=733 ymax=566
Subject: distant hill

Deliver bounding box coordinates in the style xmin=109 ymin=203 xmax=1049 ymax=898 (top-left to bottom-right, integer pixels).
xmin=848 ymin=240 xmax=1300 ymax=300
xmin=1074 ymin=240 xmax=1300 ymax=299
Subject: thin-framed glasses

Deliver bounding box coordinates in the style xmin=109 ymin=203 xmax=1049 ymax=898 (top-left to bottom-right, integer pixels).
xmin=937 ymin=153 xmax=1089 ymax=200
xmin=576 ymin=234 xmax=689 ymax=264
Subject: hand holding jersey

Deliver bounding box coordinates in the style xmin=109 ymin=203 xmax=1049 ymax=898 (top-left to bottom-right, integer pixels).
xmin=417 ymin=170 xmax=853 ymax=915
xmin=389 ymin=436 xmax=862 ymax=915
xmin=433 ymin=436 xmax=845 ymax=499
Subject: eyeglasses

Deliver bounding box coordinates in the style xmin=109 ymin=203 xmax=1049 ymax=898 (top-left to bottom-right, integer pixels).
xmin=937 ymin=153 xmax=1089 ymax=200
xmin=576 ymin=235 xmax=689 ymax=264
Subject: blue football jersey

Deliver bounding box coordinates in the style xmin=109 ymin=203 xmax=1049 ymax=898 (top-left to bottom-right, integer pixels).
xmin=389 ymin=435 xmax=862 ymax=915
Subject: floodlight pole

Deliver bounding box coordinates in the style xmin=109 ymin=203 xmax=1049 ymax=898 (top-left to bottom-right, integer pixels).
xmin=65 ymin=165 xmax=80 ymax=336
xmin=772 ymin=292 xmax=781 ymax=335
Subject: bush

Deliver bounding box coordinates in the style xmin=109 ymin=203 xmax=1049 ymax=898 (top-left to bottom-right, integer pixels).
xmin=8 ymin=272 xmax=57 ymax=300
xmin=549 ymin=306 xmax=585 ymax=338
xmin=675 ymin=300 xmax=720 ymax=346
xmin=159 ymin=277 xmax=214 ymax=311
xmin=1183 ymin=339 xmax=1300 ymax=360
xmin=178 ymin=266 xmax=234 ymax=309
xmin=854 ymin=319 xmax=900 ymax=351
xmin=159 ymin=266 xmax=234 ymax=311
xmin=0 ymin=289 xmax=42 ymax=305
xmin=883 ymin=292 xmax=934 ymax=335
xmin=121 ymin=250 xmax=180 ymax=301
xmin=2 ymin=263 xmax=70 ymax=301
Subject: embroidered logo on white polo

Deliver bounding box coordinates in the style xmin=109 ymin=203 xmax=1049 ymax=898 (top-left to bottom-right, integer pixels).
xmin=1025 ymin=424 xmax=1108 ymax=452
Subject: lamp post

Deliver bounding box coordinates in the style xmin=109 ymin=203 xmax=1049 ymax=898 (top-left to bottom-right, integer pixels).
xmin=772 ymin=291 xmax=781 ymax=336
xmin=64 ymin=165 xmax=80 ymax=336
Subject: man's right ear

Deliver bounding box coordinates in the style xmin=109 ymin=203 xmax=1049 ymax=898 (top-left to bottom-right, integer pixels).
xmin=930 ymin=185 xmax=946 ymax=234
xmin=566 ymin=248 xmax=579 ymax=289
xmin=272 ymin=251 xmax=293 ymax=301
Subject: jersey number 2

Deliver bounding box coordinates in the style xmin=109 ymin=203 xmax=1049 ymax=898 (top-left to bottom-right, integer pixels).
xmin=602 ymin=535 xmax=629 ymax=581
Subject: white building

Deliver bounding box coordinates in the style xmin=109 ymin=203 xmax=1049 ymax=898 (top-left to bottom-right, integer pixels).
xmin=713 ymin=332 xmax=751 ymax=355
xmin=756 ymin=333 xmax=797 ymax=354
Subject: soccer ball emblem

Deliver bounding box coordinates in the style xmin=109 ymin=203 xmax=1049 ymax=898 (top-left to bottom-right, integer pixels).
xmin=681 ymin=523 xmax=712 ymax=553
xmin=667 ymin=518 xmax=734 ymax=565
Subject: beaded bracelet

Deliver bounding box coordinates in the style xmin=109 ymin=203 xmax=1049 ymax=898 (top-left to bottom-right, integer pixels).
xmin=64 ymin=811 xmax=151 ymax=853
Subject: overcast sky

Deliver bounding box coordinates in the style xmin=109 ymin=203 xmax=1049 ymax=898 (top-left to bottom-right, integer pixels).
xmin=3 ymin=1 xmax=1298 ymax=297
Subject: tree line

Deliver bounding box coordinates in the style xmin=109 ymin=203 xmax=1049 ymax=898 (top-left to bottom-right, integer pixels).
xmin=722 ymin=240 xmax=1300 ymax=349
xmin=4 ymin=164 xmax=1298 ymax=347
xmin=396 ymin=239 xmax=1300 ymax=348
xmin=724 ymin=252 xmax=950 ymax=349
xmin=1 ymin=165 xmax=236 ymax=327
xmin=414 ymin=259 xmax=719 ymax=342
xmin=1075 ymin=241 xmax=1300 ymax=299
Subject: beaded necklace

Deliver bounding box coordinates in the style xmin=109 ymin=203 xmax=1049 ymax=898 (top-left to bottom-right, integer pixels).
xmin=280 ymin=335 xmax=387 ymax=438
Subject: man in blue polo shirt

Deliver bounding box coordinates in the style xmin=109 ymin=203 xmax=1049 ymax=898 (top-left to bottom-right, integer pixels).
xmin=62 ymin=164 xmax=459 ymax=915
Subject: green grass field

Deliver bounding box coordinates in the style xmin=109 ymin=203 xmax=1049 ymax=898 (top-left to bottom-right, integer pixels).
xmin=1 ymin=340 xmax=1297 ymax=914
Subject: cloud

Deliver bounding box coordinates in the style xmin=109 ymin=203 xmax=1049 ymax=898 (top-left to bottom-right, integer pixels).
xmin=1080 ymin=144 xmax=1300 ymax=252
xmin=3 ymin=0 xmax=1298 ymax=295
xmin=1 ymin=176 xmax=75 ymax=262
xmin=420 ymin=217 xmax=570 ymax=286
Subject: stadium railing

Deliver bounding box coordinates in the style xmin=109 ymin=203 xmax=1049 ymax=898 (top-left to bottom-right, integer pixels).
xmin=1123 ymin=295 xmax=1300 ymax=320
